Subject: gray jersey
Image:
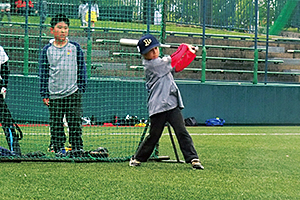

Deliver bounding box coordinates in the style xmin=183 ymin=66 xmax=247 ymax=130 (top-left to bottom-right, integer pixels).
xmin=144 ymin=56 xmax=184 ymax=117
xmin=45 ymin=41 xmax=79 ymax=99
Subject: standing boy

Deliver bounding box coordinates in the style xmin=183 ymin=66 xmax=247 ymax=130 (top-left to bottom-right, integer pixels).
xmin=39 ymin=14 xmax=87 ymax=155
xmin=130 ymin=34 xmax=204 ymax=170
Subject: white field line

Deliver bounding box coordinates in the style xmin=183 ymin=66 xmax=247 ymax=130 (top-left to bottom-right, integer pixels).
xmin=0 ymin=132 xmax=142 ymax=136
xmin=1 ymin=133 xmax=299 ymax=136
xmin=189 ymin=133 xmax=300 ymax=135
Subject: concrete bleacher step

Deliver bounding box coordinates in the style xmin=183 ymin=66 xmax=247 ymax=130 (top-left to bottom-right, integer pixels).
xmin=92 ymin=62 xmax=126 ymax=70
xmin=280 ymin=58 xmax=300 ymax=65
xmin=257 ymin=46 xmax=285 ymax=53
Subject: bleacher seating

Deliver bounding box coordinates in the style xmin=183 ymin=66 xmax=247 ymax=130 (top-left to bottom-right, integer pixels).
xmin=2 ymin=24 xmax=300 ymax=83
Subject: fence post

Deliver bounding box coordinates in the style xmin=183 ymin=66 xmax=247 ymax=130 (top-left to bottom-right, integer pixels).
xmin=201 ymin=47 xmax=206 ymax=83
xmin=253 ymin=0 xmax=258 ymax=84
xmin=264 ymin=0 xmax=270 ymax=85
xmin=23 ymin=0 xmax=29 ymax=76
xmin=201 ymin=0 xmax=207 ymax=83
xmin=159 ymin=0 xmax=166 ymax=57
xmin=86 ymin=0 xmax=92 ymax=78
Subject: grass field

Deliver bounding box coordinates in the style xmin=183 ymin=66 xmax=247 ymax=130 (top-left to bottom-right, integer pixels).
xmin=0 ymin=126 xmax=299 ymax=199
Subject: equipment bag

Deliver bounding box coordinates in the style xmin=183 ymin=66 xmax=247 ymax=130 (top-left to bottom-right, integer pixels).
xmin=1 ymin=98 xmax=23 ymax=156
xmin=205 ymin=117 xmax=225 ymax=126
xmin=185 ymin=117 xmax=198 ymax=126
xmin=0 ymin=146 xmax=15 ymax=156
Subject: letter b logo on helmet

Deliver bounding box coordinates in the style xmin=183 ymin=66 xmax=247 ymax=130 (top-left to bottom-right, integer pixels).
xmin=143 ymin=39 xmax=152 ymax=47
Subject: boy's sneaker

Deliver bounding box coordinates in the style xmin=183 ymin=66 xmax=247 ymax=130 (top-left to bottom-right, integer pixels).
xmin=129 ymin=156 xmax=141 ymax=167
xmin=191 ymin=159 xmax=204 ymax=170
xmin=89 ymin=147 xmax=109 ymax=158
xmin=67 ymin=149 xmax=85 ymax=158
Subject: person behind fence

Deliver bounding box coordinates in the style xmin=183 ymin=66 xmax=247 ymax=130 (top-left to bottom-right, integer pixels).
xmin=85 ymin=0 xmax=99 ymax=31
xmin=14 ymin=0 xmax=25 ymax=15
xmin=37 ymin=0 xmax=47 ymax=25
xmin=0 ymin=0 xmax=12 ymax=26
xmin=0 ymin=45 xmax=22 ymax=156
xmin=78 ymin=0 xmax=87 ymax=27
xmin=39 ymin=14 xmax=87 ymax=155
xmin=129 ymin=34 xmax=204 ymax=170
xmin=28 ymin=0 xmax=36 ymax=15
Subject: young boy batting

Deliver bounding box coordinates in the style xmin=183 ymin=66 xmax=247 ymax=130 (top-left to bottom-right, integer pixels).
xmin=130 ymin=34 xmax=204 ymax=170
xmin=39 ymin=14 xmax=87 ymax=155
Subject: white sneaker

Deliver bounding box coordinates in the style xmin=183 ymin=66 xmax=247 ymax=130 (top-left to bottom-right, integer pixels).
xmin=191 ymin=158 xmax=204 ymax=170
xmin=129 ymin=156 xmax=141 ymax=166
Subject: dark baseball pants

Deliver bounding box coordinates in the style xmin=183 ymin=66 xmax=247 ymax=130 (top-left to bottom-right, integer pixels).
xmin=49 ymin=90 xmax=83 ymax=152
xmin=135 ymin=107 xmax=199 ymax=163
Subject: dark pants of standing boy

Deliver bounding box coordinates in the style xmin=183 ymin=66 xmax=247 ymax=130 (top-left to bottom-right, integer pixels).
xmin=0 ymin=96 xmax=21 ymax=155
xmin=49 ymin=90 xmax=83 ymax=153
xmin=135 ymin=107 xmax=199 ymax=163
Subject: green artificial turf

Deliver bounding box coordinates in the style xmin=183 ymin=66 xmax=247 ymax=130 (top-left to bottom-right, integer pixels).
xmin=0 ymin=126 xmax=299 ymax=199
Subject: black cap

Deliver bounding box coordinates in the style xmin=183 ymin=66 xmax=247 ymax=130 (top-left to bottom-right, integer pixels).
xmin=137 ymin=34 xmax=160 ymax=54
